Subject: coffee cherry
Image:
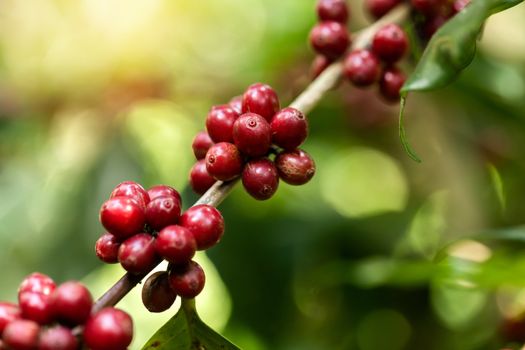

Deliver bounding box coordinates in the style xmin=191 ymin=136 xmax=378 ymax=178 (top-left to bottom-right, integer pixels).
xmin=317 ymin=0 xmax=349 ymax=23
xmin=270 ymin=108 xmax=308 ymax=150
xmin=0 ymin=303 xmax=21 ymax=335
xmin=118 ymin=233 xmax=159 ymax=274
xmin=180 ymin=205 xmax=224 ymax=250
xmin=18 ymin=292 xmax=54 ymax=325
xmin=145 ymin=195 xmax=181 ymax=231
xmin=205 ymin=142 xmax=243 ymax=181
xmin=364 ymin=0 xmax=401 ymax=18
xmin=205 ymin=105 xmax=239 ymax=143
xmin=99 ymin=197 xmax=146 ymax=240
xmin=229 ymin=96 xmax=243 ymax=114
xmin=141 ymin=271 xmax=177 ymax=313
xmin=147 ymin=185 xmax=182 ymax=204
xmin=421 ymin=15 xmax=447 ymax=39
xmin=343 ymin=50 xmax=381 ymax=87
xmin=2 ymin=319 xmax=40 ymax=350
xmin=372 ymin=24 xmax=408 ymax=63
xmin=169 ymin=261 xmax=205 ymax=299
xmin=379 ymin=66 xmax=406 ymax=102
xmin=233 ymin=113 xmax=272 ymax=157
xmin=275 ymin=149 xmax=316 ymax=185
xmin=411 ymin=0 xmax=440 ymax=15
xmin=38 ymin=326 xmax=78 ymax=350
xmin=309 ymin=21 xmax=350 ymax=60
xmin=51 ymin=282 xmax=93 ymax=326
xmin=19 ymin=273 xmax=56 ymax=297
xmin=241 ymin=83 xmax=280 ymax=122
xmin=155 ymin=225 xmax=197 ymax=265
xmin=189 ymin=160 xmax=216 ymax=195
xmin=310 ymin=55 xmax=333 ymax=80
xmin=192 ymin=131 xmax=214 ymax=160
xmin=110 ymin=181 xmax=150 ymax=208
xmin=95 ymin=233 xmax=121 ymax=264
xmin=242 ymin=159 xmax=279 ymax=200
xmin=83 ymin=308 xmax=133 ymax=350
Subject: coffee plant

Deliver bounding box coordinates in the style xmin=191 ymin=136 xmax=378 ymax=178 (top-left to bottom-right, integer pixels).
xmin=1 ymin=0 xmax=525 ymax=349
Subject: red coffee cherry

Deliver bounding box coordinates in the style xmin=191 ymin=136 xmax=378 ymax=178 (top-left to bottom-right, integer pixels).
xmin=309 ymin=21 xmax=350 ymax=60
xmin=168 ymin=261 xmax=205 ymax=299
xmin=110 ymin=181 xmax=150 ymax=208
xmin=343 ymin=50 xmax=381 ymax=87
xmin=145 ymin=195 xmax=182 ymax=231
xmin=2 ymin=319 xmax=40 ymax=350
xmin=51 ymin=282 xmax=93 ymax=326
xmin=83 ymin=308 xmax=133 ymax=350
xmin=38 ymin=326 xmax=78 ymax=350
xmin=310 ymin=55 xmax=333 ymax=80
xmin=275 ymin=149 xmax=316 ymax=186
xmin=229 ymin=96 xmax=243 ymax=114
xmin=118 ymin=233 xmax=159 ymax=274
xmin=95 ymin=233 xmax=121 ymax=264
xmin=232 ymin=113 xmax=272 ymax=157
xmin=192 ymin=131 xmax=214 ymax=160
xmin=372 ymin=24 xmax=408 ymax=63
xmin=205 ymin=105 xmax=239 ymax=143
xmin=18 ymin=273 xmax=56 ymax=297
xmin=205 ymin=142 xmax=243 ymax=182
xmin=18 ymin=292 xmax=54 ymax=325
xmin=270 ymin=108 xmax=308 ymax=150
xmin=241 ymin=83 xmax=280 ymax=122
xmin=180 ymin=205 xmax=224 ymax=250
xmin=147 ymin=185 xmax=182 ymax=204
xmin=141 ymin=271 xmax=177 ymax=313
xmin=155 ymin=225 xmax=197 ymax=265
xmin=242 ymin=159 xmax=280 ymax=200
xmin=317 ymin=0 xmax=349 ymax=23
xmin=411 ymin=0 xmax=440 ymax=15
xmin=421 ymin=15 xmax=447 ymax=39
xmin=0 ymin=303 xmax=21 ymax=335
xmin=379 ymin=66 xmax=406 ymax=102
xmin=189 ymin=160 xmax=216 ymax=195
xmin=364 ymin=0 xmax=401 ymax=18
xmin=99 ymin=197 xmax=146 ymax=240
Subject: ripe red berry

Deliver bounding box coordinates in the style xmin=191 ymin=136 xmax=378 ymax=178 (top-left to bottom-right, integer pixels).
xmin=270 ymin=108 xmax=308 ymax=150
xmin=372 ymin=24 xmax=409 ymax=63
xmin=141 ymin=271 xmax=177 ymax=313
xmin=189 ymin=160 xmax=216 ymax=195
xmin=343 ymin=50 xmax=381 ymax=87
xmin=229 ymin=96 xmax=243 ymax=114
xmin=310 ymin=55 xmax=333 ymax=80
xmin=364 ymin=0 xmax=401 ymax=18
xmin=95 ymin=233 xmax=121 ymax=264
xmin=147 ymin=185 xmax=182 ymax=204
xmin=0 ymin=303 xmax=21 ymax=335
xmin=205 ymin=105 xmax=239 ymax=143
xmin=83 ymin=308 xmax=133 ymax=350
xmin=379 ymin=66 xmax=406 ymax=102
xmin=309 ymin=21 xmax=350 ymax=60
xmin=99 ymin=197 xmax=146 ymax=240
xmin=145 ymin=195 xmax=181 ymax=231
xmin=168 ymin=261 xmax=205 ymax=299
xmin=38 ymin=326 xmax=78 ymax=350
xmin=317 ymin=0 xmax=349 ymax=23
xmin=192 ymin=131 xmax=214 ymax=160
xmin=421 ymin=15 xmax=447 ymax=39
xmin=118 ymin=233 xmax=159 ymax=274
xmin=18 ymin=292 xmax=54 ymax=325
xmin=18 ymin=273 xmax=56 ymax=297
xmin=205 ymin=142 xmax=243 ymax=181
xmin=241 ymin=83 xmax=280 ymax=122
xmin=51 ymin=282 xmax=93 ymax=326
xmin=242 ymin=159 xmax=280 ymax=200
xmin=180 ymin=205 xmax=225 ymax=250
xmin=110 ymin=181 xmax=150 ymax=208
xmin=411 ymin=0 xmax=440 ymax=15
xmin=275 ymin=149 xmax=316 ymax=186
xmin=2 ymin=319 xmax=40 ymax=350
xmin=155 ymin=225 xmax=197 ymax=265
xmin=232 ymin=113 xmax=272 ymax=157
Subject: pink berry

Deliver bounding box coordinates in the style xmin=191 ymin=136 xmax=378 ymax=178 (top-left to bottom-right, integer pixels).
xmin=95 ymin=233 xmax=121 ymax=264
xmin=155 ymin=225 xmax=197 ymax=265
xmin=189 ymin=160 xmax=216 ymax=195
xmin=241 ymin=83 xmax=280 ymax=122
xmin=168 ymin=261 xmax=205 ymax=299
xmin=180 ymin=205 xmax=225 ymax=250
xmin=229 ymin=96 xmax=243 ymax=114
xmin=110 ymin=181 xmax=150 ymax=208
xmin=232 ymin=113 xmax=272 ymax=157
xmin=99 ymin=197 xmax=146 ymax=240
xmin=147 ymin=185 xmax=182 ymax=204
xmin=275 ymin=149 xmax=316 ymax=186
xmin=18 ymin=273 xmax=56 ymax=297
xmin=372 ymin=24 xmax=409 ymax=63
xmin=343 ymin=49 xmax=381 ymax=87
xmin=141 ymin=271 xmax=177 ymax=313
xmin=242 ymin=159 xmax=280 ymax=200
xmin=2 ymin=319 xmax=40 ymax=350
xmin=118 ymin=233 xmax=159 ymax=274
xmin=364 ymin=0 xmax=401 ymax=18
xmin=38 ymin=326 xmax=78 ymax=350
xmin=192 ymin=131 xmax=214 ymax=160
xmin=51 ymin=282 xmax=93 ymax=326
xmin=205 ymin=105 xmax=239 ymax=143
xmin=83 ymin=308 xmax=133 ymax=350
xmin=309 ymin=21 xmax=350 ymax=60
xmin=0 ymin=303 xmax=21 ymax=336
xmin=317 ymin=0 xmax=349 ymax=23
xmin=205 ymin=142 xmax=243 ymax=182
xmin=18 ymin=292 xmax=54 ymax=325
xmin=270 ymin=108 xmax=308 ymax=150
xmin=379 ymin=66 xmax=406 ymax=102
xmin=145 ymin=195 xmax=182 ymax=231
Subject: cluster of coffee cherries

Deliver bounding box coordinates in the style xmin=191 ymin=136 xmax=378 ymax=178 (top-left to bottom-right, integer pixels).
xmin=189 ymin=83 xmax=316 ymax=200
xmin=0 ymin=273 xmax=133 ymax=350
xmin=96 ymin=181 xmax=225 ymax=311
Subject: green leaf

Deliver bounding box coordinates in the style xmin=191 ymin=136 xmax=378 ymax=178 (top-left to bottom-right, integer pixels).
xmin=398 ymin=97 xmax=422 ymax=163
xmin=141 ymin=299 xmax=241 ymax=350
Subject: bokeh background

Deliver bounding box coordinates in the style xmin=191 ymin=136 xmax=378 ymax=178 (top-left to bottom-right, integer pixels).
xmin=1 ymin=0 xmax=525 ymax=349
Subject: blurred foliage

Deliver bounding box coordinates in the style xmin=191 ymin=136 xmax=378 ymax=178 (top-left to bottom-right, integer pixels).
xmin=1 ymin=0 xmax=525 ymax=349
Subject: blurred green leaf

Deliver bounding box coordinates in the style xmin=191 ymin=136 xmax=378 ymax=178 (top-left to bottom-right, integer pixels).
xmin=487 ymin=164 xmax=506 ymax=212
